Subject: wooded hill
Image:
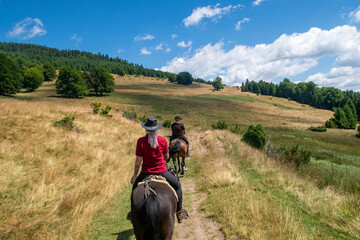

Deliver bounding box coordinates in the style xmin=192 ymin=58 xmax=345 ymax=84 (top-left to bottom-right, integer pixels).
xmin=0 ymin=42 xmax=173 ymax=79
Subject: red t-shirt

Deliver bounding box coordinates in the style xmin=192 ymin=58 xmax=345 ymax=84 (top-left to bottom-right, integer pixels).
xmin=136 ymin=135 xmax=169 ymax=174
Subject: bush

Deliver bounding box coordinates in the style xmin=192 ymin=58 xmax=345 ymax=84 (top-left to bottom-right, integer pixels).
xmin=309 ymin=126 xmax=327 ymax=132
xmin=138 ymin=115 xmax=147 ymax=123
xmin=325 ymin=118 xmax=337 ymax=128
xmin=53 ymin=115 xmax=76 ymax=130
xmin=163 ymin=120 xmax=171 ymax=128
xmin=212 ymin=121 xmax=228 ymax=130
xmin=90 ymin=102 xmax=101 ymax=114
xmin=279 ymin=144 xmax=312 ymax=167
xmin=100 ymin=105 xmax=111 ymax=115
xmin=229 ymin=124 xmax=242 ymax=134
xmin=241 ymin=124 xmax=266 ymax=149
xmin=123 ymin=108 xmax=138 ymax=121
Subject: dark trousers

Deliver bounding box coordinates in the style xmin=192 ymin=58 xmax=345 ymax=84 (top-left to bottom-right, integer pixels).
xmin=132 ymin=171 xmax=183 ymax=212
xmin=170 ymin=135 xmax=189 ymax=154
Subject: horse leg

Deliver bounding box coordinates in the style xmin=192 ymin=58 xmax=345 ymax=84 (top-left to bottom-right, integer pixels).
xmin=172 ymin=157 xmax=177 ymax=173
xmin=177 ymin=157 xmax=183 ymax=175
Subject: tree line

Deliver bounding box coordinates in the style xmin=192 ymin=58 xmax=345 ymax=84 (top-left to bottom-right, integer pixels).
xmin=0 ymin=42 xmax=174 ymax=79
xmin=241 ymin=78 xmax=360 ymax=122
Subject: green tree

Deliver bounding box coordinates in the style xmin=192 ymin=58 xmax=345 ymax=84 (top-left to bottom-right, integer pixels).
xmin=22 ymin=67 xmax=44 ymax=92
xmin=343 ymin=100 xmax=357 ymax=129
xmin=168 ymin=73 xmax=177 ymax=83
xmin=333 ymin=107 xmax=349 ymax=129
xmin=43 ymin=61 xmax=57 ymax=81
xmin=212 ymin=76 xmax=224 ymax=91
xmin=176 ymin=71 xmax=193 ymax=85
xmin=0 ymin=53 xmax=22 ymax=95
xmin=56 ymin=66 xmax=88 ymax=98
xmin=90 ymin=67 xmax=115 ymax=96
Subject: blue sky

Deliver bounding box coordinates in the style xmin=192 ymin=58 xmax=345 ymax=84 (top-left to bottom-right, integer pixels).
xmin=1 ymin=0 xmax=360 ymax=91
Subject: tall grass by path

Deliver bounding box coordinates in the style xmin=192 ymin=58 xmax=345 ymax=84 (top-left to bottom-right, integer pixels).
xmin=193 ymin=130 xmax=359 ymax=239
xmin=0 ymin=98 xmax=142 ymax=239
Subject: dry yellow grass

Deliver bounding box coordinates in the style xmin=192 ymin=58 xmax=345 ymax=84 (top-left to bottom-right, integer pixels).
xmin=0 ymin=98 xmax=142 ymax=239
xmin=192 ymin=130 xmax=359 ymax=239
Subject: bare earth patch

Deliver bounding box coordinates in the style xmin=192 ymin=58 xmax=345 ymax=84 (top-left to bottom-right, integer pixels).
xmin=175 ymin=178 xmax=225 ymax=240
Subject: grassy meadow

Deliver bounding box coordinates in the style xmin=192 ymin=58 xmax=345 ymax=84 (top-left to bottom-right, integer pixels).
xmin=1 ymin=74 xmax=359 ymax=239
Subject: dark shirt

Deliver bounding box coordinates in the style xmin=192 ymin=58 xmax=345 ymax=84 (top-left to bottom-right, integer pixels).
xmin=171 ymin=122 xmax=185 ymax=136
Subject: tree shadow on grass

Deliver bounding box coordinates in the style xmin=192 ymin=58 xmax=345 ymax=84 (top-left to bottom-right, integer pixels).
xmin=112 ymin=229 xmax=134 ymax=240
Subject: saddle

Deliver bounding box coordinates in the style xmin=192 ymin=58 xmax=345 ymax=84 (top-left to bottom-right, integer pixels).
xmin=138 ymin=175 xmax=178 ymax=202
xmin=169 ymin=140 xmax=181 ymax=155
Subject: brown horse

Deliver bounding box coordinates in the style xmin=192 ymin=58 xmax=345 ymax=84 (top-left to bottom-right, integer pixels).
xmin=168 ymin=138 xmax=187 ymax=175
xmin=131 ymin=178 xmax=177 ymax=240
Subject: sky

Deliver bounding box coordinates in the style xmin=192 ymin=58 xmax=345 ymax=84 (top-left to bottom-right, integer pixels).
xmin=1 ymin=0 xmax=360 ymax=91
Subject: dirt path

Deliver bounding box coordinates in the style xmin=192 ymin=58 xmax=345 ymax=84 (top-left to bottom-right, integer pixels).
xmin=174 ymin=177 xmax=225 ymax=240
xmin=173 ymin=131 xmax=225 ymax=240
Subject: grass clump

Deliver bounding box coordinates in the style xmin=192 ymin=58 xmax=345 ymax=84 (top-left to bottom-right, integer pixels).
xmin=123 ymin=108 xmax=138 ymax=121
xmin=90 ymin=102 xmax=102 ymax=114
xmin=100 ymin=105 xmax=111 ymax=116
xmin=53 ymin=115 xmax=76 ymax=130
xmin=309 ymin=125 xmax=327 ymax=132
xmin=229 ymin=124 xmax=242 ymax=134
xmin=279 ymin=144 xmax=312 ymax=167
xmin=138 ymin=114 xmax=147 ymax=123
xmin=241 ymin=124 xmax=266 ymax=149
xmin=163 ymin=119 xmax=171 ymax=128
xmin=212 ymin=120 xmax=228 ymax=130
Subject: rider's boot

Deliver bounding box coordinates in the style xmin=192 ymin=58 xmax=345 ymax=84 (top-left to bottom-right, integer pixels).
xmin=176 ymin=209 xmax=189 ymax=223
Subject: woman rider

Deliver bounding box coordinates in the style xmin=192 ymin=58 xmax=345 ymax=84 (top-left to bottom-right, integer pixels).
xmin=128 ymin=116 xmax=189 ymax=223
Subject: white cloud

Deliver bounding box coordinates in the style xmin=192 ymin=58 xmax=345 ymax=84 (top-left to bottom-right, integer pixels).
xmin=8 ymin=17 xmax=46 ymax=39
xmin=166 ymin=48 xmax=171 ymax=52
xmin=140 ymin=47 xmax=151 ymax=55
xmin=155 ymin=43 xmax=163 ymax=51
xmin=349 ymin=6 xmax=360 ymax=23
xmin=183 ymin=4 xmax=242 ymax=27
xmin=235 ymin=18 xmax=250 ymax=31
xmin=171 ymin=34 xmax=177 ymax=40
xmin=177 ymin=40 xmax=192 ymax=48
xmin=117 ymin=49 xmax=125 ymax=53
xmin=306 ymin=67 xmax=360 ymax=91
xmin=134 ymin=34 xmax=154 ymax=41
xmin=70 ymin=33 xmax=82 ymax=47
xmin=253 ymin=0 xmax=265 ymax=6
xmin=161 ymin=25 xmax=360 ymax=91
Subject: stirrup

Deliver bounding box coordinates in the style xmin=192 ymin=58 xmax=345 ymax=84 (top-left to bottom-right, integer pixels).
xmin=176 ymin=209 xmax=189 ymax=223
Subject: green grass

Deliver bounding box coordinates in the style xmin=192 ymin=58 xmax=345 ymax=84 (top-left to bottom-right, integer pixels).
xmin=87 ymin=187 xmax=135 ymax=240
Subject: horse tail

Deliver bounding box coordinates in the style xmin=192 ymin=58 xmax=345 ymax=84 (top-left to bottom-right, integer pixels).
xmin=144 ymin=192 xmax=159 ymax=240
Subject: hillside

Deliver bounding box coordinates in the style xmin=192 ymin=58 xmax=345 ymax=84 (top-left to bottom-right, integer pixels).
xmin=1 ymin=75 xmax=359 ymax=239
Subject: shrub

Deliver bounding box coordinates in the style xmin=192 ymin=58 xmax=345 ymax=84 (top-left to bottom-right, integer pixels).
xmin=163 ymin=120 xmax=171 ymax=128
xmin=138 ymin=115 xmax=147 ymax=123
xmin=241 ymin=124 xmax=266 ymax=149
xmin=309 ymin=126 xmax=327 ymax=132
xmin=123 ymin=108 xmax=138 ymax=121
xmin=90 ymin=102 xmax=101 ymax=114
xmin=279 ymin=144 xmax=312 ymax=167
xmin=325 ymin=118 xmax=337 ymax=128
xmin=53 ymin=115 xmax=76 ymax=130
xmin=100 ymin=105 xmax=112 ymax=115
xmin=212 ymin=121 xmax=228 ymax=130
xmin=229 ymin=124 xmax=242 ymax=134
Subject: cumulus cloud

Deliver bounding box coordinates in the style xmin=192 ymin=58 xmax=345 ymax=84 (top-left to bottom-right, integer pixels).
xmin=177 ymin=41 xmax=192 ymax=48
xmin=134 ymin=34 xmax=154 ymax=41
xmin=171 ymin=34 xmax=177 ymax=40
xmin=166 ymin=48 xmax=171 ymax=52
xmin=253 ymin=0 xmax=265 ymax=6
xmin=70 ymin=33 xmax=82 ymax=46
xmin=349 ymin=6 xmax=360 ymax=23
xmin=183 ymin=3 xmax=242 ymax=27
xmin=140 ymin=47 xmax=151 ymax=55
xmin=8 ymin=17 xmax=46 ymax=39
xmin=161 ymin=25 xmax=360 ymax=90
xmin=235 ymin=18 xmax=250 ymax=31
